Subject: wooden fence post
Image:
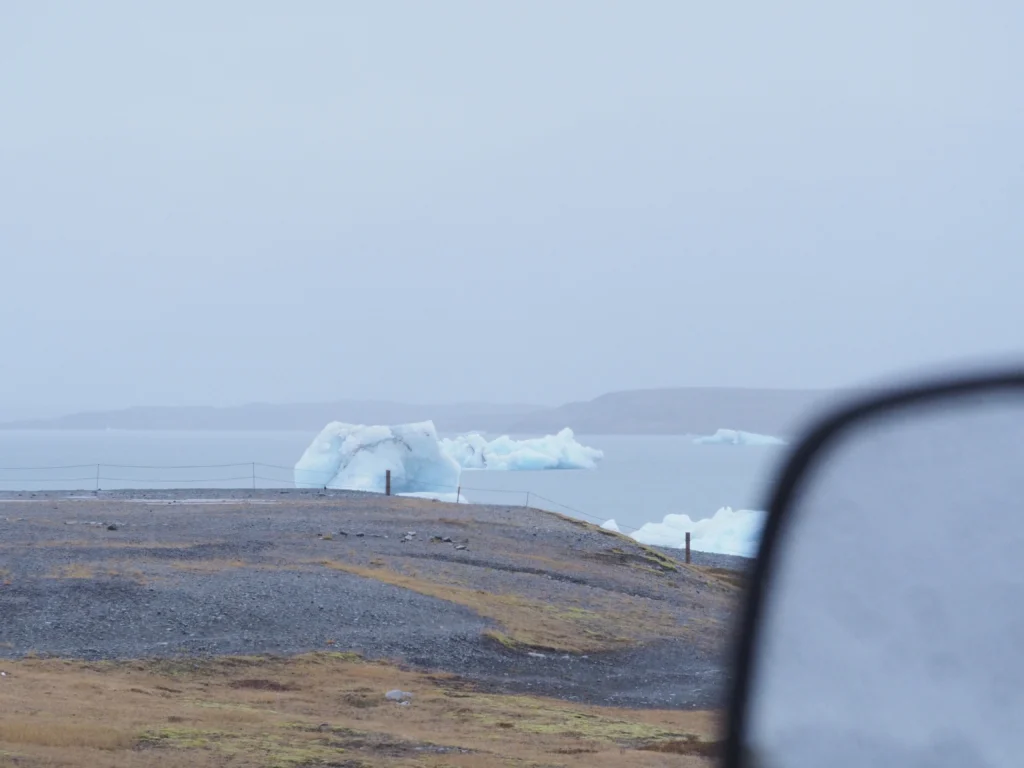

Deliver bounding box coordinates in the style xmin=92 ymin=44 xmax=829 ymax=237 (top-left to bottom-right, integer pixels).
xmin=385 ymin=470 xmax=391 ymax=496
xmin=456 ymin=486 xmax=461 ymax=504
xmin=685 ymin=532 xmax=691 ymax=564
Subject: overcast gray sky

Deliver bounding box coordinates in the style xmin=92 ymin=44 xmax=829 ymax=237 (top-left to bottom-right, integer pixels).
xmin=2 ymin=0 xmax=1021 ymax=418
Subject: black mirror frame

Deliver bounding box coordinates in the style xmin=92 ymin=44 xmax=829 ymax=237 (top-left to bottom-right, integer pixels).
xmin=722 ymin=367 xmax=1024 ymax=768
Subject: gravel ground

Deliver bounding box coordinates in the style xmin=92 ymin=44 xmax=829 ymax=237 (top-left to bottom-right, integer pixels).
xmin=0 ymin=489 xmax=746 ymax=709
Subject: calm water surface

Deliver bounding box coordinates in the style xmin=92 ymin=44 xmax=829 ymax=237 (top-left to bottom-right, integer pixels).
xmin=0 ymin=431 xmax=787 ymax=532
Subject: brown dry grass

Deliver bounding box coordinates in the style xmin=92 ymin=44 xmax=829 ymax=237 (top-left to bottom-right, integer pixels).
xmin=0 ymin=721 xmax=133 ymax=751
xmin=170 ymin=559 xmax=248 ymax=573
xmin=46 ymin=564 xmax=95 ymax=579
xmin=0 ymin=654 xmax=719 ymax=768
xmin=36 ymin=563 xmax=149 ymax=585
xmin=692 ymin=565 xmax=746 ymax=590
xmin=318 ymin=559 xmax=686 ymax=653
xmin=105 ymin=567 xmax=149 ymax=584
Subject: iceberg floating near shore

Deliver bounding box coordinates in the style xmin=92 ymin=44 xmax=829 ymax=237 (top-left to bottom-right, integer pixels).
xmin=294 ymin=421 xmax=462 ymax=493
xmin=628 ymin=507 xmax=766 ymax=557
xmin=693 ymin=428 xmax=787 ymax=446
xmin=440 ymin=428 xmax=603 ymax=471
xmin=294 ymin=421 xmax=602 ymax=492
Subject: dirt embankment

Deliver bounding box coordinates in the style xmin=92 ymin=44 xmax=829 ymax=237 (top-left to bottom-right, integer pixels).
xmin=0 ymin=490 xmax=745 ymax=712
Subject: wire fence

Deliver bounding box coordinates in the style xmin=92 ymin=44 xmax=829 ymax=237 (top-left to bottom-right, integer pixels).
xmin=0 ymin=461 xmax=641 ymax=534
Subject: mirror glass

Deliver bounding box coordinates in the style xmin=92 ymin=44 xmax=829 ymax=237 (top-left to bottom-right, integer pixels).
xmin=744 ymin=390 xmax=1024 ymax=768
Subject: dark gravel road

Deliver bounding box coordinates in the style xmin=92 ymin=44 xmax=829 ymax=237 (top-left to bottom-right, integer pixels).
xmin=0 ymin=489 xmax=747 ymax=709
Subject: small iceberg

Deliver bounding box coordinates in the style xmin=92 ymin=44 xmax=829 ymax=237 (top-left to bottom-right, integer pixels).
xmin=630 ymin=507 xmax=766 ymax=558
xmin=441 ymin=428 xmax=603 ymax=470
xmin=693 ymin=428 xmax=787 ymax=446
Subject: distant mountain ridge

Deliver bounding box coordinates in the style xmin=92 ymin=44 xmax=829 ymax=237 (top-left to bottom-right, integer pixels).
xmin=507 ymin=387 xmax=856 ymax=436
xmin=0 ymin=401 xmax=540 ymax=434
xmin=0 ymin=387 xmax=858 ymax=436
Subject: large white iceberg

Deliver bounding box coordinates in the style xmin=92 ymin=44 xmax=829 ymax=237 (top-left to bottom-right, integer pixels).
xmin=294 ymin=421 xmax=462 ymax=493
xmin=629 ymin=507 xmax=766 ymax=557
xmin=440 ymin=428 xmax=603 ymax=471
xmin=294 ymin=421 xmax=602 ymax=492
xmin=693 ymin=428 xmax=787 ymax=446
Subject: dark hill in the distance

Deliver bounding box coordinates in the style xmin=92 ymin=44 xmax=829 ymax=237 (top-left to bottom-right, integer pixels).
xmin=507 ymin=387 xmax=854 ymax=436
xmin=0 ymin=401 xmax=538 ymax=435
xmin=1 ymin=388 xmax=857 ymax=436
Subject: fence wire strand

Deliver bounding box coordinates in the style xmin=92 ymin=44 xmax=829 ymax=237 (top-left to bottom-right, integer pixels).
xmin=0 ymin=462 xmax=642 ymax=534
xmin=0 ymin=464 xmax=96 ymax=471
xmin=98 ymin=475 xmax=256 ymax=484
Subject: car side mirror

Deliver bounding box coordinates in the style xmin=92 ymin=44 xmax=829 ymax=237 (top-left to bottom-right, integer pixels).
xmin=724 ymin=369 xmax=1024 ymax=768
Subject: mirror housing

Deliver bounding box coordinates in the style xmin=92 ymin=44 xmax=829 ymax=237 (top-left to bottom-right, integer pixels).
xmin=725 ymin=369 xmax=1024 ymax=768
